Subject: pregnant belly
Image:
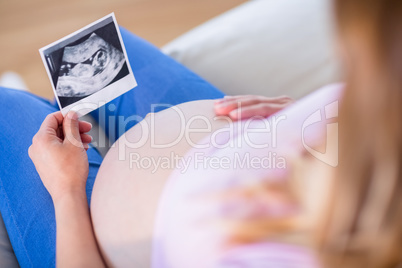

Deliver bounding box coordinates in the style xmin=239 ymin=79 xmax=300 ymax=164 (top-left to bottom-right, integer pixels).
xmin=90 ymin=100 xmax=230 ymax=267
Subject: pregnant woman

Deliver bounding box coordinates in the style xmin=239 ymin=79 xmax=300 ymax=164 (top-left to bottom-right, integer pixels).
xmin=1 ymin=0 xmax=402 ymax=267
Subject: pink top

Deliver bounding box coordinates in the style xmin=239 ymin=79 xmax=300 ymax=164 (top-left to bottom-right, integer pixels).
xmin=152 ymin=84 xmax=343 ymax=268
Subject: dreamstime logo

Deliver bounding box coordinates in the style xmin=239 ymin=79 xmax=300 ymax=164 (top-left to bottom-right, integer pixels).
xmin=301 ymin=101 xmax=338 ymax=167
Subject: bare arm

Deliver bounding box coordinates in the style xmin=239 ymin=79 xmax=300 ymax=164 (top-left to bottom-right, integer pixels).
xmin=29 ymin=111 xmax=105 ymax=267
xmin=54 ymin=191 xmax=105 ymax=268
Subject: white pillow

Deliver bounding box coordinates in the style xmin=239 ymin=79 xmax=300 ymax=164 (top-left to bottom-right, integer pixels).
xmin=162 ymin=0 xmax=340 ymax=99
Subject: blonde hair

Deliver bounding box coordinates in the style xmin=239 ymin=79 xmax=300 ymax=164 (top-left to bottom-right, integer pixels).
xmin=316 ymin=0 xmax=402 ymax=267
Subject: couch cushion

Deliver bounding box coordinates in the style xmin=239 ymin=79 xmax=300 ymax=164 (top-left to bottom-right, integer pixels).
xmin=0 ymin=212 xmax=19 ymax=267
xmin=162 ymin=0 xmax=340 ymax=99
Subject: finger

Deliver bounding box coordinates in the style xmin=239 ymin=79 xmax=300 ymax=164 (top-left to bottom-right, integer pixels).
xmin=56 ymin=125 xmax=64 ymax=140
xmin=83 ymin=143 xmax=90 ymax=151
xmin=214 ymin=96 xmax=237 ymax=104
xmin=38 ymin=112 xmax=64 ymax=139
xmin=228 ymin=103 xmax=284 ymax=121
xmin=215 ymin=98 xmax=261 ymax=115
xmin=63 ymin=111 xmax=82 ymax=146
xmin=80 ymin=133 xmax=93 ymax=144
xmin=223 ymin=95 xmax=256 ymax=100
xmin=214 ymin=95 xmax=254 ymax=104
xmin=217 ymin=95 xmax=290 ymax=105
xmin=79 ymin=121 xmax=92 ymax=133
xmin=214 ymin=98 xmax=225 ymax=104
xmin=274 ymin=96 xmax=294 ymax=105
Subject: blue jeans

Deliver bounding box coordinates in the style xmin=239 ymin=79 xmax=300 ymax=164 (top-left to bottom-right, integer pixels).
xmin=0 ymin=27 xmax=224 ymax=267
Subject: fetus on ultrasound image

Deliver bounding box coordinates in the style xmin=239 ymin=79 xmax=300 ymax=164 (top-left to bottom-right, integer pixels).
xmin=56 ymin=32 xmax=126 ymax=98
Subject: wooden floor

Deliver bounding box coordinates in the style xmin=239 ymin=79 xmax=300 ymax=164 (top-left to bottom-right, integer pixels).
xmin=0 ymin=0 xmax=246 ymax=98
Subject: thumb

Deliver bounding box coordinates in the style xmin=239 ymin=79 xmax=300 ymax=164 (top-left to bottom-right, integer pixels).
xmin=63 ymin=111 xmax=82 ymax=147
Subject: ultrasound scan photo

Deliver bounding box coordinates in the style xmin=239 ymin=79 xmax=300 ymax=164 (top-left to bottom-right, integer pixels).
xmin=40 ymin=13 xmax=137 ymax=117
xmin=56 ymin=33 xmax=125 ymax=97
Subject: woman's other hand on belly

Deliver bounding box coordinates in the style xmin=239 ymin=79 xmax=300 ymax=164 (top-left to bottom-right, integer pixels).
xmin=214 ymin=95 xmax=294 ymax=121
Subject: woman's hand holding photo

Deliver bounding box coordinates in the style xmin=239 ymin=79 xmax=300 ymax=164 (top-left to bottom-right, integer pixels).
xmin=28 ymin=111 xmax=92 ymax=202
